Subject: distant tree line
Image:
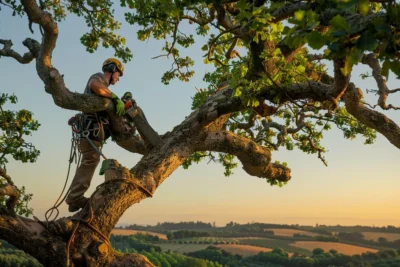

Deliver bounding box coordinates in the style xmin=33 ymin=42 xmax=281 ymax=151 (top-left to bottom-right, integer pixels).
xmin=225 ymin=222 xmax=297 ymax=230
xmin=335 ymin=232 xmax=400 ymax=250
xmin=293 ymin=234 xmax=339 ymax=242
xmin=121 ymin=221 xmax=213 ymax=232
xmin=156 ymin=221 xmax=213 ymax=230
xmin=167 ymin=230 xmax=211 ymax=240
xmin=188 ymin=245 xmax=400 ymax=267
xmin=211 ymin=230 xmax=274 ymax=238
xmin=308 ymin=225 xmax=400 ymax=234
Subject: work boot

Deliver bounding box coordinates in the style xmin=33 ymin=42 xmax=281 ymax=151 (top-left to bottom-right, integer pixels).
xmin=68 ymin=197 xmax=89 ymax=212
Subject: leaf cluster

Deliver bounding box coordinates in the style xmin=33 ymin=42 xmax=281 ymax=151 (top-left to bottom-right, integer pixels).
xmin=0 ymin=94 xmax=38 ymax=216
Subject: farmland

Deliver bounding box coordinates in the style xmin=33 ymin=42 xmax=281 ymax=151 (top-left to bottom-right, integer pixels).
xmin=362 ymin=232 xmax=400 ymax=242
xmin=156 ymin=243 xmax=275 ymax=256
xmin=265 ymin=228 xmax=325 ymax=237
xmin=238 ymin=237 xmax=311 ymax=255
xmin=291 ymin=241 xmax=379 ymax=255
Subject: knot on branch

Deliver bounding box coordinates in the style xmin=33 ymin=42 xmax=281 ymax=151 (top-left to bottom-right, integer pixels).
xmin=343 ymin=83 xmax=363 ymax=105
xmin=22 ymin=38 xmax=40 ymax=57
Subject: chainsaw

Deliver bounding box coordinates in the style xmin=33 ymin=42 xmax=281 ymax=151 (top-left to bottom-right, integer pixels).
xmin=121 ymin=92 xmax=161 ymax=148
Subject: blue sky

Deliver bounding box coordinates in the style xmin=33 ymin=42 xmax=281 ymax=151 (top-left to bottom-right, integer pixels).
xmin=1 ymin=6 xmax=399 ymax=227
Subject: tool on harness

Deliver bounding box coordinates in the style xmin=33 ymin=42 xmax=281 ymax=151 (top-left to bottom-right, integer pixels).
xmin=121 ymin=92 xmax=162 ymax=148
xmin=81 ymin=130 xmax=107 ymax=160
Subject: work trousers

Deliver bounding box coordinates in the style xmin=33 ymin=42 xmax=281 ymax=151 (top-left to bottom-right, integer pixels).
xmin=65 ymin=138 xmax=102 ymax=205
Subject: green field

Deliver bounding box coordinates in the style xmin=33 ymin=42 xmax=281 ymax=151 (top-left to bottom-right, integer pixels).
xmin=157 ymin=243 xmax=210 ymax=253
xmin=239 ymin=238 xmax=312 ymax=256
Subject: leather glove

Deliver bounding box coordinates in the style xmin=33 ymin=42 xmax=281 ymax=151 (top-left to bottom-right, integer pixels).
xmin=111 ymin=93 xmax=126 ymax=116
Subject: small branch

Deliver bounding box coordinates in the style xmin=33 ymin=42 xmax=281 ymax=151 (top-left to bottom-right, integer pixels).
xmin=389 ymin=88 xmax=400 ymax=94
xmin=207 ymin=25 xmax=240 ymax=66
xmin=0 ymin=39 xmax=38 ymax=63
xmin=0 ymin=0 xmax=15 ymax=10
xmin=307 ymin=54 xmax=325 ymax=61
xmin=237 ymin=110 xmax=257 ymax=130
xmin=169 ymin=21 xmax=179 ymax=55
xmin=362 ymin=53 xmax=400 ymax=110
xmin=224 ymin=3 xmax=240 ymax=16
xmin=225 ymin=38 xmax=239 ymax=59
xmin=329 ymin=59 xmax=350 ymax=105
xmin=308 ymin=135 xmax=328 ymax=166
xmin=214 ymin=3 xmax=237 ymax=30
xmin=257 ymin=113 xmax=306 ymax=149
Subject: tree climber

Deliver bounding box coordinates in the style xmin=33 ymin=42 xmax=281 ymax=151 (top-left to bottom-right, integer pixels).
xmin=65 ymin=58 xmax=127 ymax=212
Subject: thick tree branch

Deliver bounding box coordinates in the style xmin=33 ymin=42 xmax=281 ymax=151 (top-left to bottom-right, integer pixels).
xmin=0 ymin=184 xmax=19 ymax=212
xmin=344 ymin=84 xmax=400 ymax=149
xmin=197 ymin=130 xmax=291 ymax=181
xmin=271 ymin=2 xmax=308 ymax=23
xmin=0 ymin=167 xmax=13 ymax=185
xmin=329 ymin=59 xmax=350 ymax=105
xmin=0 ymin=208 xmax=67 ymax=266
xmin=362 ymin=53 xmax=400 ymax=110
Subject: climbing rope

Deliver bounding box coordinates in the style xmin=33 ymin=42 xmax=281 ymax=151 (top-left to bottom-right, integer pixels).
xmin=66 ymin=177 xmax=153 ymax=266
xmin=44 ymin=132 xmax=81 ymax=225
xmin=42 ymin=112 xmax=154 ymax=266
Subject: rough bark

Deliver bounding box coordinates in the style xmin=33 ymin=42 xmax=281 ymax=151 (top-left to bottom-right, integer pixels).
xmin=0 ymin=1 xmax=399 ymax=266
xmin=343 ymin=84 xmax=400 ymax=149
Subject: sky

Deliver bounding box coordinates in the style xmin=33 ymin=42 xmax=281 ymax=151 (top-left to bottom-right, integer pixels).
xmin=0 ymin=6 xmax=399 ymax=228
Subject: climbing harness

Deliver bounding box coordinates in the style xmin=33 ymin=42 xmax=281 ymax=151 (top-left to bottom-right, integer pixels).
xmin=44 ymin=112 xmax=107 ymax=223
xmin=43 ymin=111 xmax=155 ymax=266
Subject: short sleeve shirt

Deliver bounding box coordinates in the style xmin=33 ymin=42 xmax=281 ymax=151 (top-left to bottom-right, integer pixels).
xmin=84 ymin=72 xmax=109 ymax=117
xmin=84 ymin=72 xmax=108 ymax=95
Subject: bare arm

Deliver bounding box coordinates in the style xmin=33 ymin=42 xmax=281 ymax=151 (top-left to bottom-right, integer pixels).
xmin=89 ymin=79 xmax=113 ymax=98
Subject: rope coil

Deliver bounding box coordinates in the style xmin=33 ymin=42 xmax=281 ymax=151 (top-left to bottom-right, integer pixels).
xmin=44 ymin=113 xmax=154 ymax=266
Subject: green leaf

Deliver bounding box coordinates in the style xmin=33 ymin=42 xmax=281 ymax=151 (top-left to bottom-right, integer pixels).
xmin=295 ymin=10 xmax=306 ymax=21
xmin=255 ymin=17 xmax=268 ymax=24
xmin=329 ymin=15 xmax=350 ymax=32
xmin=382 ymin=59 xmax=390 ymax=79
xmin=296 ymin=65 xmax=305 ymax=73
xmin=359 ymin=0 xmax=369 ymax=16
xmin=236 ymin=0 xmax=248 ymax=10
xmin=307 ymin=31 xmax=328 ymax=49
xmin=336 ymin=0 xmax=358 ymax=9
xmin=252 ymin=7 xmax=263 ymax=16
xmin=341 ymin=49 xmax=362 ymax=76
xmin=328 ymin=43 xmax=339 ymax=52
xmin=127 ymin=0 xmax=134 ymax=8
xmin=331 ymin=30 xmax=348 ymax=38
xmin=356 ymin=31 xmax=378 ymax=51
xmin=390 ymin=60 xmax=400 ymax=78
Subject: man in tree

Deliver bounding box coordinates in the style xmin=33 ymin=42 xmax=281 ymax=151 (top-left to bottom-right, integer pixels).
xmin=1 ymin=0 xmax=400 ymax=266
xmin=66 ymin=58 xmax=126 ymax=212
